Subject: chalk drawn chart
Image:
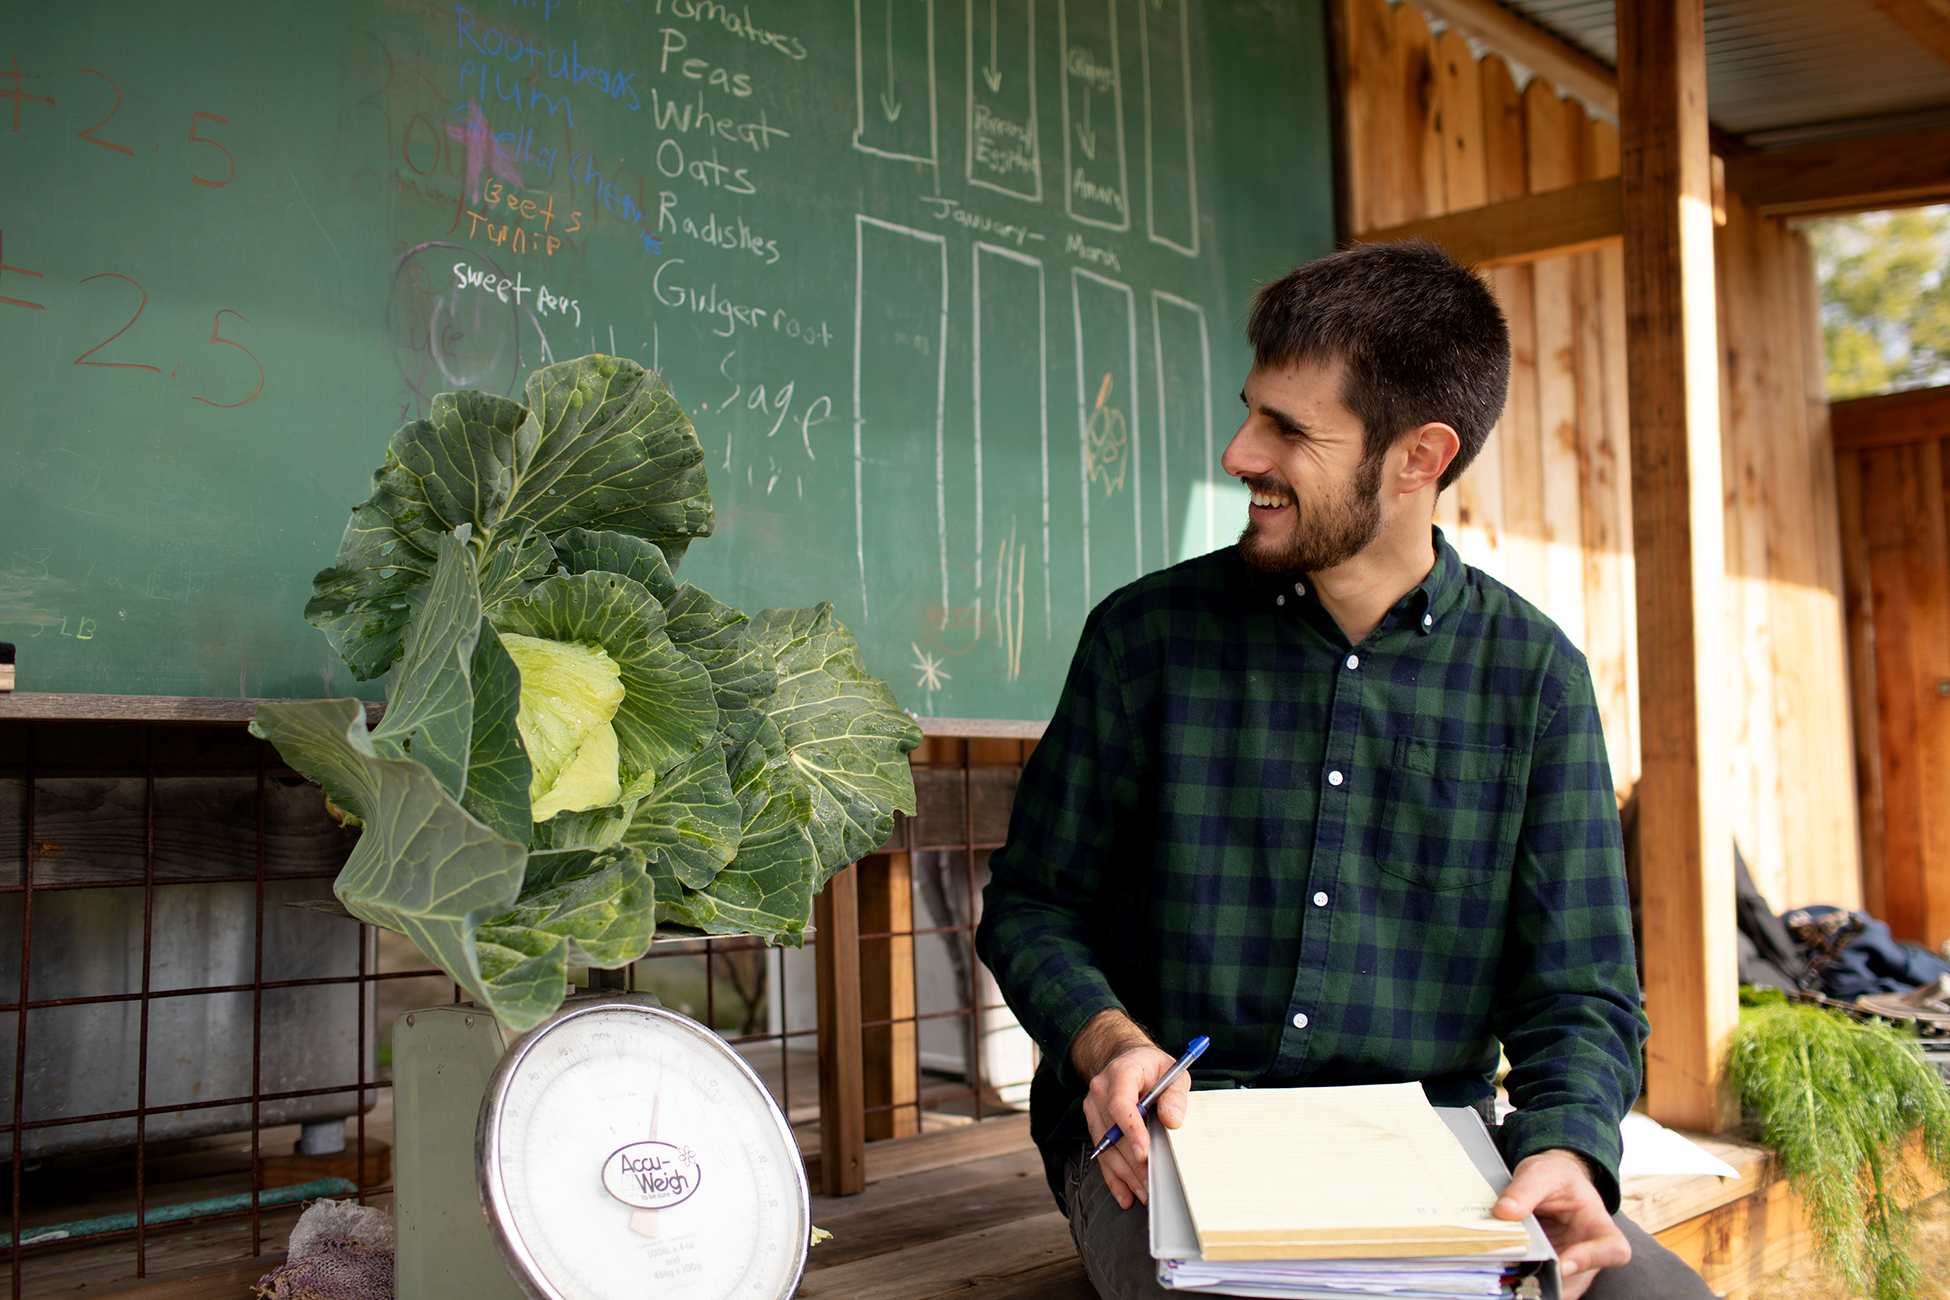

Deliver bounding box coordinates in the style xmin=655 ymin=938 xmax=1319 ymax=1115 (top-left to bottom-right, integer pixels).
xmin=1060 ymin=0 xmax=1130 ymax=232
xmin=1 ymin=0 xmax=1332 ymax=719
xmin=967 ymin=0 xmax=1041 ymax=202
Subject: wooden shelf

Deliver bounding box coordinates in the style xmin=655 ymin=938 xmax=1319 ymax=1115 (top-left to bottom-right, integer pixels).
xmin=0 ymin=693 xmax=1028 ymax=737
xmin=0 ymin=692 xmax=383 ymax=726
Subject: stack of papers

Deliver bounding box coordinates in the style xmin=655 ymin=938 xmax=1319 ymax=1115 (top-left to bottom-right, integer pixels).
xmin=1149 ymin=1083 xmax=1558 ymax=1299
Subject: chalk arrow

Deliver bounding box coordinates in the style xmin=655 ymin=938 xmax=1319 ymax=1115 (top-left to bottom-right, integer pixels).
xmin=1076 ymin=123 xmax=1097 ymax=159
xmin=879 ymin=0 xmax=902 ymax=120
xmin=981 ymin=0 xmax=1002 ymax=92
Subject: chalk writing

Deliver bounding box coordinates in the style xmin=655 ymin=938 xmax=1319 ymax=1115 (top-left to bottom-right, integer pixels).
xmin=452 ymin=261 xmax=581 ymax=325
xmin=480 ymin=178 xmax=564 ymax=228
xmin=647 ymin=1 xmax=809 ymax=61
xmin=455 ymin=6 xmax=642 ymax=110
xmin=648 ymin=87 xmax=787 ymax=151
xmin=656 ymin=192 xmax=780 ymax=263
xmin=191 ymin=310 xmax=264 ymax=408
xmin=656 ymin=29 xmax=755 ymax=95
xmin=653 ymin=136 xmax=757 ymax=194
xmin=462 ymin=209 xmax=567 ymax=255
xmin=0 ymin=230 xmax=45 ymax=310
xmin=458 ymin=59 xmax=576 ymax=126
xmin=1 ymin=61 xmax=239 ymax=186
xmin=568 ymin=150 xmax=667 ymax=252
xmin=918 ymin=197 xmax=1043 ymax=247
xmin=1071 ymin=169 xmax=1126 ymax=215
xmin=653 ymin=260 xmax=830 ymax=341
xmin=75 ymin=67 xmax=131 ymax=154
xmin=1064 ymin=231 xmax=1119 ymax=271
xmin=188 ymin=111 xmax=233 ymax=186
xmin=972 ymin=103 xmax=1035 ymax=177
xmin=0 ymin=52 xmax=54 ymax=132
xmin=74 ymin=273 xmax=160 ymax=373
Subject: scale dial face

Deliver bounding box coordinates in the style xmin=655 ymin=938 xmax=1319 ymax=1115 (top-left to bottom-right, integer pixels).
xmin=478 ymin=1000 xmax=810 ymax=1300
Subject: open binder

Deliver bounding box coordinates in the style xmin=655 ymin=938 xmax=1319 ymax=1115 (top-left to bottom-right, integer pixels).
xmin=1148 ymin=1087 xmax=1561 ymax=1300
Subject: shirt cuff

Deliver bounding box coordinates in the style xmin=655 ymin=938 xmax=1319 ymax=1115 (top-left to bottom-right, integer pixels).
xmin=1498 ymin=1107 xmax=1624 ymax=1214
xmin=1049 ymin=992 xmax=1131 ymax=1093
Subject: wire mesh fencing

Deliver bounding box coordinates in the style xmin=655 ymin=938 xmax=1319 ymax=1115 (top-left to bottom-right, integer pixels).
xmin=2 ymin=711 xmax=1036 ymax=1293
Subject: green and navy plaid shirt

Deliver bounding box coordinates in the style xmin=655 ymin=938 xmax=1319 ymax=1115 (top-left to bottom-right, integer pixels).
xmin=976 ymin=529 xmax=1647 ymax=1212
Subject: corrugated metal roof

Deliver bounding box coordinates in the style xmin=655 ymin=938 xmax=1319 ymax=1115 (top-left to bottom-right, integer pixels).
xmin=1495 ymin=0 xmax=1950 ymax=145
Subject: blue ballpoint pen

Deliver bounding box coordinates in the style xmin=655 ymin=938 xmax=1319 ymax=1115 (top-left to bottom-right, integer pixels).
xmin=1087 ymin=1036 xmax=1211 ymax=1161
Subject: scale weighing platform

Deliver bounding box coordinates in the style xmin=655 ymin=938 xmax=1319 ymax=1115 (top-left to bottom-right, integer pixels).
xmin=392 ymin=995 xmax=811 ymax=1300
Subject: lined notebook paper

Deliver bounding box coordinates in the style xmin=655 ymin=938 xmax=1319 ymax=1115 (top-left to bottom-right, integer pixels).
xmin=1164 ymin=1083 xmax=1534 ymax=1261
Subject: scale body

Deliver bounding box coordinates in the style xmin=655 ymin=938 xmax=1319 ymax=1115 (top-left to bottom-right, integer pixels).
xmin=392 ymin=995 xmax=810 ymax=1300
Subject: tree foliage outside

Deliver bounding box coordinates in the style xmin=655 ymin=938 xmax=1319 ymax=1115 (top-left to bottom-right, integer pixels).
xmin=1809 ymin=205 xmax=1950 ymax=399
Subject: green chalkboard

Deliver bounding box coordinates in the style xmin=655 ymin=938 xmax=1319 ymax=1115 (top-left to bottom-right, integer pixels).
xmin=0 ymin=0 xmax=1332 ymax=719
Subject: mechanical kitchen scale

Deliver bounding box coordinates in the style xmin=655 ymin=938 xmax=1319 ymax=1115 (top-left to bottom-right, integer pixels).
xmin=391 ymin=993 xmax=811 ymax=1300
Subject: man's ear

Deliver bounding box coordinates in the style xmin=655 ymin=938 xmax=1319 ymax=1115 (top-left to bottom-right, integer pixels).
xmin=1395 ymin=422 xmax=1461 ymax=495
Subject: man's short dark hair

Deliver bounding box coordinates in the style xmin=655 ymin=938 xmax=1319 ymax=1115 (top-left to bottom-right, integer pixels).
xmin=1246 ymin=240 xmax=1509 ymax=491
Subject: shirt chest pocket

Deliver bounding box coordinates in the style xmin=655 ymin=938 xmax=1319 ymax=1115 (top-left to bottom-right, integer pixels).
xmin=1374 ymin=739 xmax=1525 ymax=891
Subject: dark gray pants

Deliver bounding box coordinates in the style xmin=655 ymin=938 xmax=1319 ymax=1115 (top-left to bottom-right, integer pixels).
xmin=1061 ymin=1146 xmax=1717 ymax=1300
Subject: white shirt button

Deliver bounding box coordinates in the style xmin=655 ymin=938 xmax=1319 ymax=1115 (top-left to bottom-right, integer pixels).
xmin=1291 ymin=1012 xmax=1310 ymax=1029
xmin=1345 ymin=654 xmax=1359 ymax=670
xmin=1422 ymin=613 xmax=1433 ymax=629
xmin=1313 ymin=891 xmax=1329 ymax=907
xmin=1327 ymin=770 xmax=1344 ymax=787
xmin=1294 ymin=582 xmax=1307 ymax=597
xmin=1276 ymin=594 xmax=1285 ymax=606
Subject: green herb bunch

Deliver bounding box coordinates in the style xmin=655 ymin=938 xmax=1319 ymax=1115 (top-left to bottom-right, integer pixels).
xmin=250 ymin=355 xmax=920 ymax=1030
xmin=1728 ymin=990 xmax=1950 ymax=1300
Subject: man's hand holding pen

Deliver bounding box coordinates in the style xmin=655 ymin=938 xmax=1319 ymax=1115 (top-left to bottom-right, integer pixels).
xmin=1072 ymin=1009 xmax=1196 ymax=1210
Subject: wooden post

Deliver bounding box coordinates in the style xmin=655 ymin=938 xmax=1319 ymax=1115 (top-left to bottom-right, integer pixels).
xmin=858 ymin=852 xmax=920 ymax=1140
xmin=1618 ymin=0 xmax=1738 ymax=1132
xmin=814 ymin=865 xmax=866 ymax=1194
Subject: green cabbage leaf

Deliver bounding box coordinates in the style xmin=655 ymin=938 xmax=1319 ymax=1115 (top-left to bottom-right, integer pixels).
xmin=255 ymin=356 xmax=919 ymax=1031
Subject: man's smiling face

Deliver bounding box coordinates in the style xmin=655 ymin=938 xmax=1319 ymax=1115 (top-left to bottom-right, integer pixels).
xmin=1222 ymin=356 xmax=1385 ymax=575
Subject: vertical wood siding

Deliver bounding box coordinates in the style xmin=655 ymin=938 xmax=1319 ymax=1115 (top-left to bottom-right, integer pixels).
xmin=1338 ymin=0 xmax=1860 ymax=913
xmin=1836 ymin=386 xmax=1950 ymax=946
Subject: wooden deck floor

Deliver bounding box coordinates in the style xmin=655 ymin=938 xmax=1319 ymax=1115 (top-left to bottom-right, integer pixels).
xmin=12 ymin=1109 xmax=1872 ymax=1300
xmin=802 ymin=1118 xmax=1092 ymax=1300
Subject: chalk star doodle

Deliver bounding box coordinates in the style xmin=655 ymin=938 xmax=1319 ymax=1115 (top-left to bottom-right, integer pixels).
xmin=911 ymin=644 xmax=951 ymax=692
xmin=1083 ymin=371 xmax=1129 ymax=497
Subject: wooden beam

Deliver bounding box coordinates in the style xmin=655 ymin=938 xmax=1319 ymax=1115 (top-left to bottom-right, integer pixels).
xmin=1831 ymin=384 xmax=1950 ymax=452
xmin=1865 ymin=0 xmax=1950 ymax=68
xmin=0 ymin=692 xmax=385 ymax=727
xmin=815 ymin=865 xmax=866 ymax=1195
xmin=1414 ymin=0 xmax=1618 ymax=116
xmin=859 ymin=852 xmax=920 ymax=1141
xmin=1355 ymin=177 xmax=1622 ymax=264
xmin=1723 ymin=127 xmax=1950 ymax=219
xmin=1618 ymin=0 xmax=1738 ymax=1133
xmin=912 ymin=717 xmax=1047 ymax=739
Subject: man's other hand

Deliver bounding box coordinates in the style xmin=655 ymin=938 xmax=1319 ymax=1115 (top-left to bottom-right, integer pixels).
xmin=1493 ymin=1148 xmax=1631 ymax=1299
xmin=1070 ymin=1010 xmax=1189 ymax=1211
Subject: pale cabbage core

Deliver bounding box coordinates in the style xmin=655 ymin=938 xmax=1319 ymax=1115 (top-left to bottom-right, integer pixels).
xmin=500 ymin=632 xmax=626 ymax=821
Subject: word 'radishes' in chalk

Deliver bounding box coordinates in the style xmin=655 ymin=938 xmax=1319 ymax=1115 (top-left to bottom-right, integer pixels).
xmin=252 ymin=355 xmax=919 ymax=1030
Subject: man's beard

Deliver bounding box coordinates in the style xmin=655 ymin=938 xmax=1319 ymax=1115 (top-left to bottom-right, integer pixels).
xmin=1236 ymin=451 xmax=1386 ymax=575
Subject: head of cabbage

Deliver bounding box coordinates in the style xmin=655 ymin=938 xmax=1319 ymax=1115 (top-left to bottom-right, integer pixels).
xmin=501 ymin=634 xmax=624 ymax=820
xmin=252 ymin=355 xmax=920 ymax=1030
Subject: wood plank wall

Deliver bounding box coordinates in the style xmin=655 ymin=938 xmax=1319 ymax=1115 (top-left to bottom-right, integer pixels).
xmin=1834 ymin=385 xmax=1950 ymax=946
xmin=1338 ymin=0 xmax=1860 ymax=913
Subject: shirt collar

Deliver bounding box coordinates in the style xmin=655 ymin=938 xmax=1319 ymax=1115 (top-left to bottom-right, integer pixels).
xmin=1230 ymin=525 xmax=1466 ymax=641
xmin=1403 ymin=525 xmax=1465 ymax=636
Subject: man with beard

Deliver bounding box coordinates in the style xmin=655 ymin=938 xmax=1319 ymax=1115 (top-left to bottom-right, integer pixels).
xmin=975 ymin=241 xmax=1710 ymax=1299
